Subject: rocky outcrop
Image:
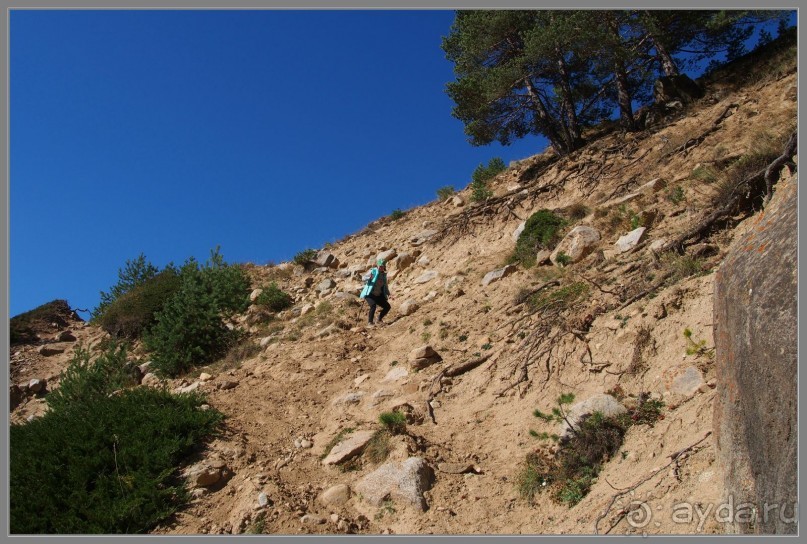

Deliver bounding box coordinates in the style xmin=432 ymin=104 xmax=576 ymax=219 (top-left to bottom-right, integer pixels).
xmin=713 ymin=178 xmax=797 ymax=534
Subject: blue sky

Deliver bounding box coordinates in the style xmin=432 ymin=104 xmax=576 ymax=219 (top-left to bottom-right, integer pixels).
xmin=9 ymin=10 xmax=794 ymax=318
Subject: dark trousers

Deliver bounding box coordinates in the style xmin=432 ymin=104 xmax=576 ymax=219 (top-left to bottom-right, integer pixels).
xmin=365 ymin=293 xmax=391 ymax=323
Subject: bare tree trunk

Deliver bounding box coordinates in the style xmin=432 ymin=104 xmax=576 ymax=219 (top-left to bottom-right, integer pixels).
xmin=525 ymin=78 xmax=570 ymax=156
xmin=555 ymin=50 xmax=584 ymax=149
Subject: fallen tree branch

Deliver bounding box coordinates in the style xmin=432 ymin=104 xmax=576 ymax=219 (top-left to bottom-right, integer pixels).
xmin=594 ymin=431 xmax=712 ymax=534
xmin=764 ymin=129 xmax=798 ymax=205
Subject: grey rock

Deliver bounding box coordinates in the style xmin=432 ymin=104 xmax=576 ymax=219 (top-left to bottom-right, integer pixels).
xmin=393 ymin=252 xmax=415 ymax=271
xmin=382 ymin=367 xmax=409 ymax=382
xmin=28 ymin=378 xmax=46 ymax=394
xmin=550 ymin=226 xmax=601 ymax=265
xmin=219 ymin=380 xmax=239 ymax=390
xmin=301 ymin=514 xmax=327 ymax=525
xmin=481 ymin=264 xmax=517 ymax=287
xmin=317 ymin=279 xmax=336 ymax=292
xmin=410 ymin=230 xmax=438 ymax=247
xmin=322 ymin=430 xmax=376 ymax=465
xmin=558 ymin=394 xmax=627 ymax=437
xmin=249 ymin=288 xmax=263 ymax=302
xmin=512 ymin=220 xmax=526 ymax=241
xmin=376 ymin=249 xmax=398 ymax=264
xmin=713 ymin=177 xmax=797 ymax=534
xmin=315 ymin=251 xmax=339 ymax=269
xmin=409 ymin=345 xmax=437 ymax=361
xmin=399 ymin=300 xmax=420 ymax=316
xmin=669 ymin=366 xmax=705 ymax=397
xmin=354 ymin=457 xmax=435 ymax=511
xmin=414 ymin=270 xmax=438 ymax=284
xmin=614 ymin=227 xmax=647 ymax=254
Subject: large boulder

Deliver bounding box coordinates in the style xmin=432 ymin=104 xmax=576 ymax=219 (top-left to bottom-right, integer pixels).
xmin=354 ymin=457 xmax=435 ymax=511
xmin=713 ymin=177 xmax=797 ymax=534
xmin=550 ymin=226 xmax=601 ymax=265
xmin=481 ymin=264 xmax=517 ymax=287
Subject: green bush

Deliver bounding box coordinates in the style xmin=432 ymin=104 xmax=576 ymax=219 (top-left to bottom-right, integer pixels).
xmin=254 ymin=282 xmax=293 ymax=312
xmin=436 ymin=185 xmax=456 ymax=201
xmin=510 ymin=210 xmax=567 ymax=268
xmin=144 ymin=249 xmax=250 ymax=377
xmin=11 ymin=388 xmax=222 ymax=534
xmin=47 ymin=342 xmax=136 ymax=414
xmin=10 ymin=340 xmax=223 ymax=534
xmin=96 ymin=269 xmax=182 ymax=339
xmin=92 ymin=254 xmax=160 ymax=321
xmin=293 ymin=248 xmax=318 ymax=266
xmin=469 ymin=157 xmax=506 ymax=202
xmin=379 ymin=411 xmax=407 ymax=435
xmin=389 ymin=209 xmax=405 ymax=221
xmin=10 ymin=299 xmax=75 ymax=345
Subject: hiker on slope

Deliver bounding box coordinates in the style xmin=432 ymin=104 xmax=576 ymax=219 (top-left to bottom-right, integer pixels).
xmin=360 ymin=259 xmax=392 ymax=326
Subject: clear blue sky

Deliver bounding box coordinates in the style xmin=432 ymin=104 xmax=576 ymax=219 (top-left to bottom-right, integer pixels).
xmin=9 ymin=10 xmax=793 ymax=318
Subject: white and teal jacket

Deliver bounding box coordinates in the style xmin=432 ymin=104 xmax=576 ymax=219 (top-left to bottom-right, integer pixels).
xmin=360 ymin=267 xmax=390 ymax=299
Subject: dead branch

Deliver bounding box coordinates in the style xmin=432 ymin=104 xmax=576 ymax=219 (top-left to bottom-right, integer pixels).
xmin=615 ymin=270 xmax=673 ymax=312
xmin=665 ymin=103 xmax=739 ymax=157
xmin=594 ymin=431 xmax=712 ymax=535
xmin=444 ymin=353 xmax=492 ymax=378
xmin=764 ymin=129 xmax=798 ymax=204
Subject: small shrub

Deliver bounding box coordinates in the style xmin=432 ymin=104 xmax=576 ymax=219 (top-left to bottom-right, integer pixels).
xmin=666 ymin=186 xmax=686 ymax=204
xmin=293 ymin=248 xmax=318 ymax=266
xmin=469 ymin=157 xmax=505 ymax=202
xmin=481 ymin=343 xmax=492 ymax=350
xmin=458 ymin=334 xmax=468 ymax=342
xmin=661 ymin=252 xmax=704 ymax=281
xmin=555 ymin=252 xmax=572 ymax=267
xmin=423 ymin=318 xmax=433 ymax=327
xmin=96 ymin=269 xmax=182 ymax=339
xmin=692 ymin=164 xmax=719 ymax=183
xmin=528 ymin=282 xmax=589 ymax=313
xmin=510 ymin=210 xmax=567 ymax=268
xmin=364 ymin=430 xmax=392 ymax=464
xmin=254 ymin=282 xmax=293 ymax=312
xmin=379 ymin=411 xmax=407 ymax=435
xmin=389 ymin=209 xmax=406 ymax=221
xmin=92 ymin=253 xmax=160 ymax=321
xmin=565 ymin=202 xmax=590 ymax=220
xmin=436 ymin=185 xmax=456 ymax=201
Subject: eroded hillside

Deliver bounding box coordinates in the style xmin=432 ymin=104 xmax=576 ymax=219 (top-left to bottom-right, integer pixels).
xmin=9 ymin=37 xmax=797 ymax=535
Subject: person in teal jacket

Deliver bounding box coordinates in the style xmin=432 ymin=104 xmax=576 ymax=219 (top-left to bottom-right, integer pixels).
xmin=360 ymin=259 xmax=392 ymax=326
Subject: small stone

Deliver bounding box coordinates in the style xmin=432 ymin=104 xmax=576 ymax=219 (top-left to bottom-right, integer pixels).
xmin=258 ymin=492 xmax=270 ymax=508
xmin=219 ymin=380 xmax=239 ymax=390
xmin=199 ymin=373 xmax=212 ymax=381
xmin=301 ymin=514 xmax=326 ymax=525
xmin=300 ymin=439 xmax=313 ymax=449
xmin=28 ymin=378 xmax=46 ymax=394
xmin=330 ymin=514 xmax=340 ymax=524
xmin=319 ymin=484 xmax=351 ymax=507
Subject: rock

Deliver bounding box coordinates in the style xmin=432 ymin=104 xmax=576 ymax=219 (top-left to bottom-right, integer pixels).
xmin=640 ymin=178 xmax=667 ymax=193
xmin=199 ymin=373 xmax=212 ymax=381
xmin=370 ymin=389 xmax=395 ymax=406
xmin=178 ymin=382 xmax=200 ymax=394
xmin=422 ymin=291 xmax=438 ymax=302
xmin=301 ymin=514 xmax=326 ymax=525
xmin=654 ymin=74 xmax=704 ymax=104
xmin=319 ymin=484 xmax=351 ymax=507
xmin=56 ymin=330 xmax=77 ymax=342
xmin=614 ymin=227 xmax=647 ymax=254
xmin=669 ymin=366 xmax=705 ymax=397
xmin=688 ymin=243 xmax=719 ymax=258
xmin=393 ymin=252 xmax=415 ymax=271
xmin=713 ymin=177 xmax=797 ymax=534
xmin=376 ymin=249 xmax=397 ymax=265
xmin=648 ymin=239 xmax=667 ymax=253
xmin=315 ymin=251 xmax=339 ymax=269
xmin=300 ymin=439 xmax=313 ymax=449
xmin=410 ymin=230 xmax=438 ymax=247
xmin=603 ymin=192 xmax=641 ymax=207
xmin=382 ymin=367 xmax=409 ymax=382
xmin=409 ymin=345 xmax=437 ymax=361
xmin=37 ymin=345 xmax=65 ymax=357
xmin=450 ymin=195 xmax=465 ymax=207
xmin=550 ymin=226 xmax=601 ymax=265
xmin=354 ymin=457 xmax=435 ymax=511
xmin=300 ymin=303 xmax=315 ymax=316
xmin=28 ymin=378 xmax=46 ymax=394
xmin=437 ymin=462 xmax=478 ymax=474
xmin=190 ymin=466 xmax=223 ymax=487
xmin=333 ymin=392 xmax=364 ymax=405
xmin=399 ymin=300 xmax=420 ymax=316
xmin=353 ymin=374 xmax=369 ymax=386
xmin=318 ymin=279 xmax=336 ymax=292
xmin=219 ymin=380 xmax=239 ymax=390
xmin=316 ymin=324 xmax=341 ymax=338
xmin=512 ymin=220 xmax=526 ymax=242
xmin=249 ymin=288 xmax=263 ymax=302
xmin=322 ymin=430 xmax=376 ymax=465
xmin=10 ymin=385 xmax=23 ymax=411
xmin=141 ymin=372 xmax=161 ymax=386
xmin=558 ymin=394 xmax=627 ymax=437
xmin=414 ymin=270 xmax=438 ymax=284
xmin=481 ymin=264 xmax=517 ymax=287
xmin=138 ymin=361 xmax=153 ymax=375
xmin=257 ymin=492 xmax=271 ymax=508
xmin=535 ymin=250 xmax=551 ymax=265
